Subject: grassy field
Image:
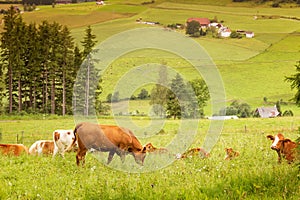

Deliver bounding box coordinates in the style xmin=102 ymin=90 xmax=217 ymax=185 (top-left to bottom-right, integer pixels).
xmin=0 ymin=1 xmax=299 ymax=198
xmin=0 ymin=116 xmax=299 ymax=199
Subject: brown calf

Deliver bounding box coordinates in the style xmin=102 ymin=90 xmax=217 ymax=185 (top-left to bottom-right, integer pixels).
xmin=144 ymin=143 xmax=168 ymax=154
xmin=0 ymin=144 xmax=28 ymax=156
xmin=180 ymin=147 xmax=210 ymax=159
xmin=224 ymin=147 xmax=240 ymax=160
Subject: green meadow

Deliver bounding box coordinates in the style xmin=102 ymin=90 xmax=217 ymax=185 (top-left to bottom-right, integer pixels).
xmin=0 ymin=0 xmax=300 ymax=199
xmin=0 ymin=116 xmax=299 ymax=199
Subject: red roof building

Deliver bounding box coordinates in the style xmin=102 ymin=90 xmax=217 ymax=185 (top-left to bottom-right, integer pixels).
xmin=187 ymin=18 xmax=210 ymax=27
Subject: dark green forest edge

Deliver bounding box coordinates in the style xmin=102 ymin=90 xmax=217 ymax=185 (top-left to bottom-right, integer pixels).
xmin=0 ymin=7 xmax=99 ymax=116
xmin=232 ymin=0 xmax=300 ymax=7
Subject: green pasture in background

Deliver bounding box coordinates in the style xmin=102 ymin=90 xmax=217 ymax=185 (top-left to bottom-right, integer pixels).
xmin=0 ymin=1 xmax=299 ymax=116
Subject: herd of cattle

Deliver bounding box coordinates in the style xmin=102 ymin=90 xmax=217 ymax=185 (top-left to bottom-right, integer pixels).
xmin=0 ymin=129 xmax=75 ymax=157
xmin=0 ymin=122 xmax=299 ymax=166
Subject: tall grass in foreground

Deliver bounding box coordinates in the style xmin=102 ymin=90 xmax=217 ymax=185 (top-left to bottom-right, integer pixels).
xmin=0 ymin=152 xmax=298 ymax=199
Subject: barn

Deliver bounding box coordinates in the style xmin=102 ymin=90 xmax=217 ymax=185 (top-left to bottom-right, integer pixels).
xmin=186 ymin=17 xmax=210 ymax=28
xmin=255 ymin=106 xmax=280 ymax=118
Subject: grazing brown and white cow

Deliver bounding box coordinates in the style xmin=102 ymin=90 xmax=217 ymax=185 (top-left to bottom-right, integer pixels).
xmin=53 ymin=129 xmax=76 ymax=158
xmin=0 ymin=144 xmax=28 ymax=156
xmin=224 ymin=147 xmax=240 ymax=160
xmin=177 ymin=147 xmax=210 ymax=159
xmin=29 ymin=140 xmax=54 ymax=156
xmin=66 ymin=122 xmax=147 ymax=166
xmin=144 ymin=143 xmax=168 ymax=154
xmin=267 ymin=133 xmax=299 ymax=163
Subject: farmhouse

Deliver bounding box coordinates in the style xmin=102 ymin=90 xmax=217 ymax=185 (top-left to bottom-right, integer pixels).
xmin=218 ymin=27 xmax=231 ymax=37
xmin=96 ymin=0 xmax=105 ymax=5
xmin=187 ymin=17 xmax=210 ymax=28
xmin=255 ymin=106 xmax=280 ymax=118
xmin=245 ymin=31 xmax=254 ymax=38
xmin=209 ymin=22 xmax=223 ymax=28
xmin=237 ymin=30 xmax=255 ymax=38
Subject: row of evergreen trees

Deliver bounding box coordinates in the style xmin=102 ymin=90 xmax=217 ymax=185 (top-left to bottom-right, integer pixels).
xmin=0 ymin=6 xmax=98 ymax=115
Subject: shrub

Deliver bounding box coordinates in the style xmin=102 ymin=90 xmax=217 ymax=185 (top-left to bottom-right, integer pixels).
xmin=230 ymin=31 xmax=242 ymax=39
xmin=192 ymin=31 xmax=201 ymax=37
xmin=186 ymin=20 xmax=200 ymax=36
xmin=220 ymin=100 xmax=251 ymax=118
xmin=272 ymin=2 xmax=280 ymax=7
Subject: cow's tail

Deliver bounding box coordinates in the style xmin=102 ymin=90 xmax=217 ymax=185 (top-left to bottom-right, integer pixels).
xmin=65 ymin=123 xmax=81 ymax=152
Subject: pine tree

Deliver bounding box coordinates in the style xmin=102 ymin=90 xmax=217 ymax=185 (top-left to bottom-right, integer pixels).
xmin=56 ymin=25 xmax=75 ymax=115
xmin=166 ymin=73 xmax=187 ymax=119
xmin=75 ymin=26 xmax=99 ymax=116
xmin=0 ymin=6 xmax=25 ymax=113
xmin=72 ymin=46 xmax=83 ymax=114
xmin=24 ymin=23 xmax=41 ymax=113
xmin=47 ymin=22 xmax=65 ymax=115
xmin=13 ymin=16 xmax=27 ymax=113
xmin=38 ymin=21 xmax=52 ymax=114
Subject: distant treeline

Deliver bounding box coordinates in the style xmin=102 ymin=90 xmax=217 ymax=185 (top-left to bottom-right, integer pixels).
xmin=20 ymin=0 xmax=94 ymax=5
xmin=233 ymin=0 xmax=300 ymax=4
xmin=0 ymin=0 xmax=95 ymax=5
xmin=0 ymin=1 xmax=21 ymax=4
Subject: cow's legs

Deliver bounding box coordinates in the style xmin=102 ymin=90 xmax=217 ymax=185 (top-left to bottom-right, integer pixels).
xmin=52 ymin=146 xmax=59 ymax=158
xmin=107 ymin=151 xmax=115 ymax=164
xmin=76 ymin=149 xmax=87 ymax=166
xmin=116 ymin=150 xmax=126 ymax=163
xmin=276 ymin=150 xmax=282 ymax=163
xmin=60 ymin=150 xmax=65 ymax=158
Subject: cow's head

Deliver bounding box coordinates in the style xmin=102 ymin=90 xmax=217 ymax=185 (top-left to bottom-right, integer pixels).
xmin=130 ymin=147 xmax=147 ymax=166
xmin=267 ymin=133 xmax=286 ymax=151
xmin=144 ymin=143 xmax=155 ymax=152
xmin=225 ymin=147 xmax=233 ymax=154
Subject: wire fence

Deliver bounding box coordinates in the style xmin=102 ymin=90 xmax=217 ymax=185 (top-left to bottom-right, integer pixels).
xmin=0 ymin=125 xmax=58 ymax=147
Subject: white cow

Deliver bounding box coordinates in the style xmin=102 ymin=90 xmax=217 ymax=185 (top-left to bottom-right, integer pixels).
xmin=29 ymin=140 xmax=54 ymax=156
xmin=53 ymin=129 xmax=76 ymax=157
